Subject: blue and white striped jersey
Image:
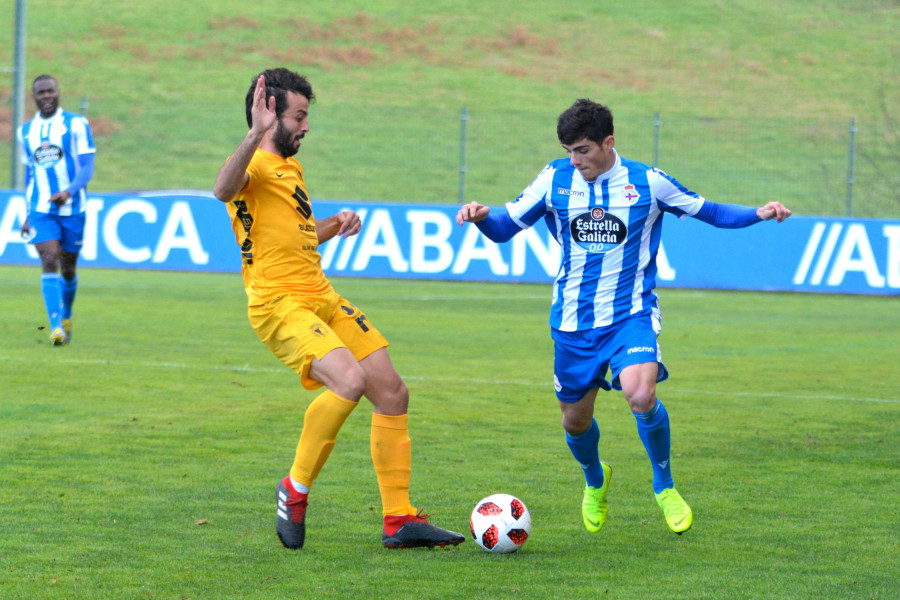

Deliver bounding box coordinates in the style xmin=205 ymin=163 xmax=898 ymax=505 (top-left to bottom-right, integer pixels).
xmin=18 ymin=108 xmax=95 ymax=216
xmin=506 ymin=150 xmax=705 ymax=332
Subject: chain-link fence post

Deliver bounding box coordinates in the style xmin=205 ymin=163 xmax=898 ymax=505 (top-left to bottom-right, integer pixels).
xmin=458 ymin=106 xmax=468 ymax=205
xmin=653 ymin=111 xmax=661 ymax=167
xmin=846 ymin=117 xmax=857 ymax=217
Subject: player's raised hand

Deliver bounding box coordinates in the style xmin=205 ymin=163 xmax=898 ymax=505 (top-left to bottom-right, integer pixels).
xmin=456 ymin=201 xmax=491 ymax=225
xmin=250 ymin=75 xmax=277 ymax=135
xmin=757 ymin=201 xmax=792 ymax=223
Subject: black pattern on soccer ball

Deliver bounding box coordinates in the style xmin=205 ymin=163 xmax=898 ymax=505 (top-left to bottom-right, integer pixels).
xmin=481 ymin=524 xmax=500 ymax=549
xmin=510 ymin=498 xmax=526 ymax=520
xmin=507 ymin=528 xmax=529 ymax=545
xmin=477 ymin=501 xmax=503 ymax=516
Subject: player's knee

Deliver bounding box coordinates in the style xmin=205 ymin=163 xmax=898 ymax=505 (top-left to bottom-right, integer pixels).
xmin=60 ymin=253 xmax=78 ymax=279
xmin=623 ymin=384 xmax=656 ymax=413
xmin=560 ymin=407 xmax=593 ymax=435
xmin=625 ymin=393 xmax=656 ymax=414
xmin=561 ymin=415 xmax=590 ymax=436
xmin=332 ymin=365 xmax=367 ymax=402
xmin=39 ymin=251 xmax=61 ymax=271
xmin=369 ymin=377 xmax=409 ymax=415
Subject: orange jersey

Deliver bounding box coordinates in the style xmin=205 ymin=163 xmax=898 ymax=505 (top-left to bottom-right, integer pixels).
xmin=225 ymin=149 xmax=332 ymax=305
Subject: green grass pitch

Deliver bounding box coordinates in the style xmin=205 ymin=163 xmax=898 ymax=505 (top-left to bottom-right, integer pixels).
xmin=1 ymin=264 xmax=897 ymax=599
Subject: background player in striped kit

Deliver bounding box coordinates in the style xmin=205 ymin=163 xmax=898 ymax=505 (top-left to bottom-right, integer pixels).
xmin=457 ymin=98 xmax=791 ymax=535
xmin=17 ymin=74 xmax=96 ymax=346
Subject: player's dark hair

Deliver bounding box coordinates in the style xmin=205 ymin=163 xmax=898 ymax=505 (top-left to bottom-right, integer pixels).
xmin=557 ymin=99 xmax=614 ymax=145
xmin=244 ymin=68 xmax=315 ymax=128
xmin=32 ymin=74 xmax=57 ymax=89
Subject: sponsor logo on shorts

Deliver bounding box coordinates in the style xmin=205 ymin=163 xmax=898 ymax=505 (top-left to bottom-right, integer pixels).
xmin=627 ymin=345 xmax=656 ymax=355
xmin=553 ymin=374 xmax=562 ymax=392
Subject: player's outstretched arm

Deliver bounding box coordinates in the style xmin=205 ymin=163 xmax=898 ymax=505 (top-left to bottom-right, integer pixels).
xmin=756 ymin=201 xmax=792 ymax=223
xmin=457 ymin=202 xmax=522 ymax=243
xmin=213 ymin=75 xmax=277 ymax=202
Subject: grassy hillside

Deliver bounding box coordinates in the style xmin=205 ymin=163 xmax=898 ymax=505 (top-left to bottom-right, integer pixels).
xmin=1 ymin=0 xmax=898 ymax=216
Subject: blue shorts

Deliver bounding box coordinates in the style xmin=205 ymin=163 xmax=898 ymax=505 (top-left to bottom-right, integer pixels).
xmin=28 ymin=211 xmax=85 ymax=254
xmin=552 ymin=308 xmax=669 ymax=403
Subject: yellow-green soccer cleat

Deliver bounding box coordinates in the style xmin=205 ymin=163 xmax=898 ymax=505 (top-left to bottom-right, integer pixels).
xmin=49 ymin=327 xmax=68 ymax=347
xmin=655 ymin=488 xmax=693 ymax=534
xmin=582 ymin=462 xmax=612 ymax=533
xmin=62 ymin=319 xmax=72 ymax=343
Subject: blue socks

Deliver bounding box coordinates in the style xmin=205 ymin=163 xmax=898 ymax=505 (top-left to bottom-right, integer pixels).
xmin=566 ymin=418 xmax=605 ymax=488
xmin=634 ymin=400 xmax=674 ymax=493
xmin=61 ymin=275 xmax=78 ymax=320
xmin=41 ymin=273 xmax=63 ymax=331
xmin=567 ymin=401 xmax=675 ymax=493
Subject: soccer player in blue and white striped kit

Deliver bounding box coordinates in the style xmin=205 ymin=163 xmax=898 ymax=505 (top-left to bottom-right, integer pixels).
xmin=17 ymin=75 xmax=96 ymax=346
xmin=457 ymin=99 xmax=791 ymax=534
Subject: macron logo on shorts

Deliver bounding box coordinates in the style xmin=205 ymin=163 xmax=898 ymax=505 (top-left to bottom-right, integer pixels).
xmin=627 ymin=346 xmax=656 ymax=355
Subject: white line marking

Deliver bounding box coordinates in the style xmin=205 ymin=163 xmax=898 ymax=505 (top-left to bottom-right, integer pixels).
xmin=3 ymin=356 xmax=896 ymax=405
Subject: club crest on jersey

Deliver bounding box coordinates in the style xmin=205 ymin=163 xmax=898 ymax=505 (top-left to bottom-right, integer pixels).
xmin=618 ymin=184 xmax=640 ymax=206
xmin=570 ymin=208 xmax=627 ymax=254
xmin=34 ymin=143 xmax=63 ymax=167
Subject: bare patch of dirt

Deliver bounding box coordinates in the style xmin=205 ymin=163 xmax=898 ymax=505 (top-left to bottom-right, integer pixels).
xmin=208 ymin=16 xmax=261 ymax=30
xmin=89 ymin=116 xmax=123 ymax=136
xmin=0 ymin=105 xmax=11 ymax=139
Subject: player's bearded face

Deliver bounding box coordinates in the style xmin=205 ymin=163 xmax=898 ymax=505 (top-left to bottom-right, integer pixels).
xmin=273 ymin=119 xmax=303 ymax=158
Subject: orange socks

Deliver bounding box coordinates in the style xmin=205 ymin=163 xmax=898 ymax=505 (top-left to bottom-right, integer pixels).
xmin=370 ymin=412 xmax=415 ymax=518
xmin=289 ymin=390 xmax=358 ymax=486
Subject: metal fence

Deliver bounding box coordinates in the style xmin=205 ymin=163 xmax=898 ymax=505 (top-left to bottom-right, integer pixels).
xmin=4 ymin=98 xmax=899 ymax=219
xmin=455 ymin=110 xmax=900 ymax=219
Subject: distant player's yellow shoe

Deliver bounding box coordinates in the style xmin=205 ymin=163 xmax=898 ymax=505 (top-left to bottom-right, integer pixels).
xmin=49 ymin=327 xmax=68 ymax=347
xmin=582 ymin=462 xmax=612 ymax=533
xmin=62 ymin=319 xmax=72 ymax=343
xmin=655 ymin=488 xmax=692 ymax=534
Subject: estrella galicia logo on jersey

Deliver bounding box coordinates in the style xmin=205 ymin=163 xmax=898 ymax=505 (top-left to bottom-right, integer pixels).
xmin=34 ymin=143 xmax=63 ymax=167
xmin=557 ymin=187 xmax=585 ymax=197
xmin=570 ymin=208 xmax=627 ymax=253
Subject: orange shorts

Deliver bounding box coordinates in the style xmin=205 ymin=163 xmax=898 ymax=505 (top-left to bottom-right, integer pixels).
xmin=248 ymin=289 xmax=388 ymax=390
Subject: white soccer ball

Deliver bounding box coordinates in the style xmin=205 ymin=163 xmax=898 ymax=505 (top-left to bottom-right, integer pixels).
xmin=470 ymin=493 xmax=532 ymax=553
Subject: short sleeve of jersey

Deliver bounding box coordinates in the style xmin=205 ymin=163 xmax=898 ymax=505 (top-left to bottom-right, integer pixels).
xmin=245 ymin=152 xmax=268 ymax=189
xmin=650 ymin=168 xmax=705 ymax=219
xmin=505 ymin=163 xmax=555 ymax=229
xmin=71 ymin=116 xmax=96 ymax=156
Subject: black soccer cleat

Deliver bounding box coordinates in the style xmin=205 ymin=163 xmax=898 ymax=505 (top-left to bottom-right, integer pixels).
xmin=276 ymin=476 xmax=308 ymax=549
xmin=382 ymin=510 xmax=466 ymax=549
